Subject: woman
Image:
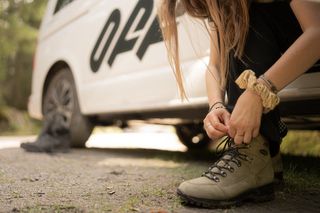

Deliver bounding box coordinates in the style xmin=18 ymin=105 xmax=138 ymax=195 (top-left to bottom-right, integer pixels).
xmin=158 ymin=0 xmax=320 ymax=208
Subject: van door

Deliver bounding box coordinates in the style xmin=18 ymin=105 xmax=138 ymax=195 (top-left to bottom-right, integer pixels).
xmin=62 ymin=0 xmax=210 ymax=115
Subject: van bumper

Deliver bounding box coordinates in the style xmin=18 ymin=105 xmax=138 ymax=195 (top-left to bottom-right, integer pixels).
xmin=28 ymin=94 xmax=43 ymax=120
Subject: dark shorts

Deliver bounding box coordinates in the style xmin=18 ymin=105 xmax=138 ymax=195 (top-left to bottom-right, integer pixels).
xmin=227 ymin=1 xmax=302 ymax=156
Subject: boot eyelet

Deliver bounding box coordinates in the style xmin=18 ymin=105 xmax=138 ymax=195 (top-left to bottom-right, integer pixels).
xmin=259 ymin=149 xmax=268 ymax=156
xmin=214 ymin=176 xmax=220 ymax=182
xmin=221 ymin=171 xmax=227 ymax=177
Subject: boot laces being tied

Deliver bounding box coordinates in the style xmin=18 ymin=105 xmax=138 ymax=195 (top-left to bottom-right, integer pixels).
xmin=202 ymin=136 xmax=250 ymax=182
xmin=177 ymin=134 xmax=274 ymax=208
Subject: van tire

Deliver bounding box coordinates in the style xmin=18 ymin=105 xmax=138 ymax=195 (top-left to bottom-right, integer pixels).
xmin=175 ymin=123 xmax=211 ymax=150
xmin=43 ymin=68 xmax=93 ymax=148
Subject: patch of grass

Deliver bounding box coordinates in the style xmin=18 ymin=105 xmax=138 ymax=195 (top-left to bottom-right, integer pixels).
xmin=170 ymin=195 xmax=183 ymax=211
xmin=145 ymin=187 xmax=166 ymax=197
xmin=98 ymin=205 xmax=113 ymax=212
xmin=172 ymin=163 xmax=208 ymax=180
xmin=144 ymin=186 xmax=182 ymax=211
xmin=118 ymin=195 xmax=140 ymax=213
xmin=283 ymin=154 xmax=320 ymax=191
xmin=16 ymin=205 xmax=82 ymax=213
xmin=281 ymin=131 xmax=320 ymax=157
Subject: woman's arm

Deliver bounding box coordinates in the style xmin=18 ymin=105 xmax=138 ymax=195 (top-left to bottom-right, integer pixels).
xmin=203 ymin=26 xmax=230 ymax=139
xmin=228 ymin=0 xmax=320 ymax=145
xmin=264 ymin=0 xmax=320 ymax=90
xmin=206 ymin=27 xmax=225 ymax=107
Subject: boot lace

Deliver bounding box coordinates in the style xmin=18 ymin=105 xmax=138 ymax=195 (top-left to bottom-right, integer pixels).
xmin=202 ymin=136 xmax=250 ymax=182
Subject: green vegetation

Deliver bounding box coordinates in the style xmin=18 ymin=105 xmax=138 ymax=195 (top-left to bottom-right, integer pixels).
xmin=0 ymin=0 xmax=47 ymax=132
xmin=282 ymin=154 xmax=320 ymax=197
xmin=281 ymin=131 xmax=320 ymax=157
xmin=15 ymin=205 xmax=81 ymax=213
xmin=0 ymin=106 xmax=41 ymax=135
xmin=118 ymin=195 xmax=140 ymax=212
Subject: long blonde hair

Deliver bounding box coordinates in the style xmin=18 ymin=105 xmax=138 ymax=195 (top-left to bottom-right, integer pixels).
xmin=158 ymin=0 xmax=249 ymax=99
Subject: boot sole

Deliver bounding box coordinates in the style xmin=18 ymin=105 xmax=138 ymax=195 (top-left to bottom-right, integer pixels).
xmin=177 ymin=183 xmax=275 ymax=209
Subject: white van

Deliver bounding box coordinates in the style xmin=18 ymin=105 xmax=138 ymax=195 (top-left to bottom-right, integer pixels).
xmin=29 ymin=0 xmax=320 ymax=148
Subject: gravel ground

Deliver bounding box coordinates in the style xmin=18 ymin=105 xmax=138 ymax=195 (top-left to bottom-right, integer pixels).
xmin=0 ymin=145 xmax=320 ymax=212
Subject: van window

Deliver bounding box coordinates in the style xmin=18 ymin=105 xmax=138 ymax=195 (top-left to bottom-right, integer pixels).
xmin=54 ymin=0 xmax=75 ymax=14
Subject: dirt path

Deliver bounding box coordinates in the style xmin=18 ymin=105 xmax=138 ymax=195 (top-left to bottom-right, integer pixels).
xmin=1 ymin=146 xmax=320 ymax=212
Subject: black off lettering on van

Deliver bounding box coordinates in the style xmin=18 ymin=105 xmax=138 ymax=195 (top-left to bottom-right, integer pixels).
xmin=90 ymin=0 xmax=163 ymax=73
xmin=90 ymin=10 xmax=121 ymax=72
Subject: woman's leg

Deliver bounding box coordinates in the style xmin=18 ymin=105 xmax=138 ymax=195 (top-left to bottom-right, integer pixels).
xmin=227 ymin=1 xmax=302 ymax=157
xmin=177 ymin=2 xmax=302 ymax=208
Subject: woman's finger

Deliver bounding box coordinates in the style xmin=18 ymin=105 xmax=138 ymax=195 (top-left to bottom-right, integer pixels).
xmin=221 ymin=110 xmax=231 ymax=127
xmin=212 ymin=120 xmax=228 ymax=133
xmin=234 ymin=131 xmax=245 ymax=144
xmin=207 ymin=114 xmax=228 ymax=133
xmin=243 ymin=131 xmax=252 ymax=144
xmin=228 ymin=125 xmax=236 ymax=138
xmin=205 ymin=124 xmax=226 ymax=139
xmin=252 ymin=128 xmax=259 ymax=138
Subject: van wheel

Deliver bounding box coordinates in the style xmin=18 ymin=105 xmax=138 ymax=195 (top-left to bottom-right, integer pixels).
xmin=175 ymin=123 xmax=211 ymax=150
xmin=43 ymin=68 xmax=93 ymax=148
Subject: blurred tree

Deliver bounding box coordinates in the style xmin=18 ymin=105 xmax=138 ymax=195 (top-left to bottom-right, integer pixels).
xmin=0 ymin=0 xmax=47 ymax=110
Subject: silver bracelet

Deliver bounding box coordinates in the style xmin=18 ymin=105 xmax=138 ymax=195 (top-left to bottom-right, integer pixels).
xmin=259 ymin=74 xmax=278 ymax=94
xmin=208 ymin=102 xmax=226 ymax=112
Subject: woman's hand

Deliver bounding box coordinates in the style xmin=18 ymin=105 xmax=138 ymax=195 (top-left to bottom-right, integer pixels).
xmin=228 ymin=90 xmax=263 ymax=145
xmin=203 ymin=107 xmax=230 ymax=140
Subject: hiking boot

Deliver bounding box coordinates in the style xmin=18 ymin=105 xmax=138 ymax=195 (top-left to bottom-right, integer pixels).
xmin=177 ymin=135 xmax=274 ymax=208
xmin=20 ymin=114 xmax=70 ymax=153
xmin=20 ymin=133 xmax=70 ymax=153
